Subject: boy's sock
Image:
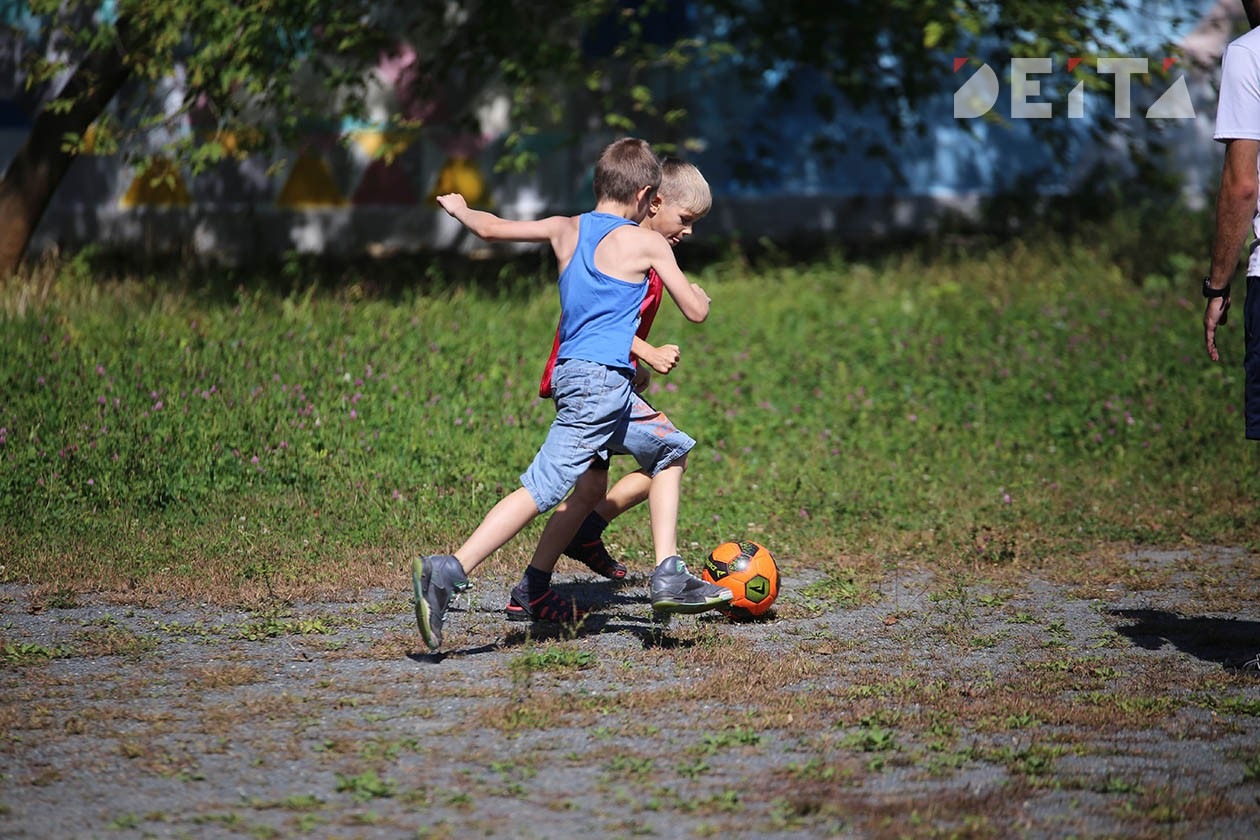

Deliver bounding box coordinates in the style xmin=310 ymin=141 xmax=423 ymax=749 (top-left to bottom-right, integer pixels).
xmin=572 ymin=511 xmax=609 ymax=545
xmin=523 ymin=564 xmax=552 ymax=602
xmin=563 ymin=511 xmax=627 ymax=580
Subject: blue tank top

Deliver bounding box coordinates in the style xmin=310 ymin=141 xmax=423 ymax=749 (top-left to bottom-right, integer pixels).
xmin=556 ymin=212 xmax=647 ymax=372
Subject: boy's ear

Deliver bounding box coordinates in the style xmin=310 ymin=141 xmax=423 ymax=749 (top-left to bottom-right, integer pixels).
xmin=634 ymin=184 xmax=655 ymax=205
xmin=648 ymin=193 xmax=664 ymax=215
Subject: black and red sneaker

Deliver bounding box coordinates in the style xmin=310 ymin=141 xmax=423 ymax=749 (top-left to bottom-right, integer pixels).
xmin=563 ymin=538 xmax=628 ymax=580
xmin=505 ymin=583 xmax=587 ymax=623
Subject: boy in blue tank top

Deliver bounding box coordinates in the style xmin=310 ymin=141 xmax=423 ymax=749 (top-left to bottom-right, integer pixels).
xmin=413 ymin=138 xmax=730 ymax=650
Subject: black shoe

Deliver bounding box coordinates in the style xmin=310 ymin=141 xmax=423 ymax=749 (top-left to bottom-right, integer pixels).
xmin=564 ymin=537 xmax=628 ymax=580
xmin=504 ymin=583 xmax=586 ymax=623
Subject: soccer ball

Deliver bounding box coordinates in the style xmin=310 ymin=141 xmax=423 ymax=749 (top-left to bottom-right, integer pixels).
xmin=702 ymin=540 xmax=780 ymax=618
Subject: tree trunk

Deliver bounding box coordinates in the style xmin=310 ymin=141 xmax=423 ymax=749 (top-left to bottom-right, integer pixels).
xmin=0 ymin=26 xmax=132 ymax=277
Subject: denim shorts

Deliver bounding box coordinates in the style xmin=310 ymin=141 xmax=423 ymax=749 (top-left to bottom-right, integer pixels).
xmin=521 ymin=359 xmax=696 ymax=511
xmin=587 ymin=392 xmax=696 ymax=474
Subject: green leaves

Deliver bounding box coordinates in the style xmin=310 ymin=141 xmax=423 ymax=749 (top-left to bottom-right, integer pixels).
xmin=12 ymin=1 xmax=1160 ymax=206
xmin=923 ymin=20 xmax=947 ymax=49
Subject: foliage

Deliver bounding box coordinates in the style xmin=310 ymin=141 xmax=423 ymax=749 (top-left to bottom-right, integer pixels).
xmin=7 ymin=0 xmax=714 ymax=177
xmin=0 ymin=213 xmax=1255 ymax=589
xmin=679 ymin=0 xmax=1181 ymax=184
xmin=19 ymin=0 xmax=382 ymax=165
xmin=5 ymin=1 xmax=1174 ymax=179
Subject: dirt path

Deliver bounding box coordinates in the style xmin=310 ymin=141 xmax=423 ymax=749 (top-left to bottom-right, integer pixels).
xmin=3 ymin=547 xmax=1259 ymax=838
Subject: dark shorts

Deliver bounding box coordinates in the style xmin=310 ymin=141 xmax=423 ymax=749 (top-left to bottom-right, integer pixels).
xmin=1246 ymin=277 xmax=1260 ymax=439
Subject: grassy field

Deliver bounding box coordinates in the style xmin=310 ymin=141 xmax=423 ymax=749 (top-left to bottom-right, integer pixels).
xmin=0 ymin=229 xmax=1256 ymax=600
xmin=3 ymin=230 xmax=1260 ymax=839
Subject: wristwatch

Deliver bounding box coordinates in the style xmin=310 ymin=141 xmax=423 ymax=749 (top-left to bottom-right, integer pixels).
xmin=1202 ymin=276 xmax=1231 ymax=299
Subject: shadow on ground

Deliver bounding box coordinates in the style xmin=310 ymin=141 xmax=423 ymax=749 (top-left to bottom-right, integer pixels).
xmin=1110 ymin=609 xmax=1260 ymax=671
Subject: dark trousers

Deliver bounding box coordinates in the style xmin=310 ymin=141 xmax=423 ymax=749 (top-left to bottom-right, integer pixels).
xmin=1247 ymin=276 xmax=1260 ymax=439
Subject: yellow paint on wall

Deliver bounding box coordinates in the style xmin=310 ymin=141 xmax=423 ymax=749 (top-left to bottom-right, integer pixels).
xmin=351 ymin=130 xmax=412 ymax=163
xmin=429 ymin=156 xmax=490 ymax=206
xmin=210 ymin=128 xmax=262 ymax=157
xmin=277 ymin=151 xmax=347 ymax=208
xmin=119 ymin=158 xmax=192 ymax=208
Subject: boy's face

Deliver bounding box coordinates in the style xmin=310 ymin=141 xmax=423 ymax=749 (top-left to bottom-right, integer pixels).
xmin=645 ymin=196 xmax=704 ymax=247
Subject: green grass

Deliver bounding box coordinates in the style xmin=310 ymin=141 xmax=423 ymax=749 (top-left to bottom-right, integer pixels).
xmin=1 ymin=231 xmax=1257 ymax=592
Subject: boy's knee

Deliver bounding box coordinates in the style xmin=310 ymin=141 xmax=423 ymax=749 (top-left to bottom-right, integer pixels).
xmin=662 ymin=453 xmax=688 ymax=474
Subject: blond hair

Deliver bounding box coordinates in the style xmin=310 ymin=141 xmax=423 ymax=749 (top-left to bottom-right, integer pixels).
xmin=593 ymin=138 xmax=662 ymax=204
xmin=659 ymin=158 xmax=711 ymax=217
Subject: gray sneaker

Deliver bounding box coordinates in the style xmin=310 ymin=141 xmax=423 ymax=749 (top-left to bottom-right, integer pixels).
xmin=412 ymin=554 xmax=469 ymax=650
xmin=650 ymin=556 xmax=733 ymax=615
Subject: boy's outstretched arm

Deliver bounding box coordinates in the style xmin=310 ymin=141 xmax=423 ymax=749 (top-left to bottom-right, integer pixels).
xmin=644 ymin=233 xmax=709 ymax=323
xmin=437 ymin=193 xmax=569 ymax=244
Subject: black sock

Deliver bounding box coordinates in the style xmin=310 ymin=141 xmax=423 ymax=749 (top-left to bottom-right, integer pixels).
xmin=523 ymin=565 xmax=552 ymax=602
xmin=574 ymin=511 xmax=610 ymax=545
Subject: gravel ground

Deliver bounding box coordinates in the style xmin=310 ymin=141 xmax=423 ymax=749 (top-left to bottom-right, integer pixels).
xmin=2 ymin=546 xmax=1259 ymax=839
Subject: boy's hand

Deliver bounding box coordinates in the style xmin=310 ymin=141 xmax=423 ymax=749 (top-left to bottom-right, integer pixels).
xmin=642 ymin=343 xmax=681 ymax=374
xmin=436 ymin=193 xmax=467 ymax=217
xmin=690 ymin=282 xmax=710 ymax=306
xmin=632 ymin=365 xmax=651 ymax=393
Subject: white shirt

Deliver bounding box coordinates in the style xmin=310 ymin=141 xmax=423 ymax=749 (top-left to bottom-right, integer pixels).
xmin=1216 ymin=27 xmax=1260 ymax=276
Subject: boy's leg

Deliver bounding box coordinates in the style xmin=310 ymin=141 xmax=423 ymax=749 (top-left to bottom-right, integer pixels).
xmin=414 ymin=487 xmax=541 ymax=650
xmin=417 ymin=359 xmax=631 ymax=648
xmin=644 ymin=457 xmax=732 ymax=614
xmin=565 ymin=392 xmax=674 ymax=579
xmin=563 ymin=459 xmax=630 ymax=580
xmin=647 ymin=459 xmax=684 ymax=563
xmin=596 ymin=470 xmax=653 ymax=522
xmin=454 ymin=487 xmax=542 ymax=572
xmin=532 ymin=468 xmax=608 ymax=575
xmin=506 ymin=468 xmax=607 ymax=622
xmin=605 ymin=393 xmax=729 ymax=614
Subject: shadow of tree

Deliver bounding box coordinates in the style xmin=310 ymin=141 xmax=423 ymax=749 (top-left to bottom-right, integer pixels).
xmin=1109 ymin=609 xmax=1260 ymax=671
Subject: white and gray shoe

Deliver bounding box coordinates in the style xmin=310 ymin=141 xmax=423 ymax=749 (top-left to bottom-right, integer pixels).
xmin=649 ymin=556 xmax=733 ymax=615
xmin=412 ymin=554 xmax=469 ymax=650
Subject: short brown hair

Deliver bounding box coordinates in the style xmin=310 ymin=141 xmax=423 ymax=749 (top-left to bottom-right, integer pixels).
xmin=659 ymin=158 xmax=711 ymax=217
xmin=593 ymin=138 xmax=661 ymax=204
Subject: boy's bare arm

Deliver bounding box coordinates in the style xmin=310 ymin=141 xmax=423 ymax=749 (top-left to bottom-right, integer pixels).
xmin=632 ymin=336 xmax=680 ymax=374
xmin=643 ymin=233 xmax=709 ymax=323
xmin=437 ymin=193 xmax=570 ymax=245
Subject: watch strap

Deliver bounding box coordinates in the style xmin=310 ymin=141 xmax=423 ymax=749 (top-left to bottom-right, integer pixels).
xmin=1202 ymin=276 xmax=1231 ymax=299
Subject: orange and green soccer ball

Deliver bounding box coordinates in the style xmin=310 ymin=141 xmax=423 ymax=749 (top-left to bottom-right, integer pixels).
xmin=702 ymin=540 xmax=780 ymax=618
